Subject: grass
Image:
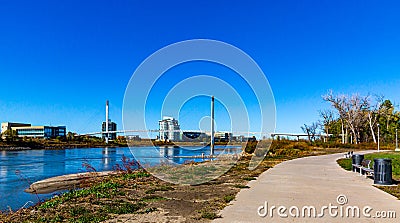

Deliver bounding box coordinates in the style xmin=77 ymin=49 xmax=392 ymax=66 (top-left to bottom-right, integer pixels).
xmin=337 ymin=158 xmax=352 ymax=171
xmin=201 ymin=211 xmax=220 ymax=220
xmin=39 ymin=181 xmax=122 ymax=210
xmin=103 ymin=202 xmax=145 ymax=214
xmin=223 ymin=195 xmax=235 ymax=203
xmin=233 ymin=184 xmax=250 ymax=189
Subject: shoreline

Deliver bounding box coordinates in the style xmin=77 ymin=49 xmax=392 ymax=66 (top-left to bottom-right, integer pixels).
xmin=25 ymin=171 xmax=119 ymax=194
xmin=0 ymin=146 xmax=32 ymax=151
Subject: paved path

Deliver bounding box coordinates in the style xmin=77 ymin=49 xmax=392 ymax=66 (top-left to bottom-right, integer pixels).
xmin=214 ymin=151 xmax=400 ymax=222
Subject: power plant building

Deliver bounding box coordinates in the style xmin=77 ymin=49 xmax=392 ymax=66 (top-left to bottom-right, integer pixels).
xmin=159 ymin=116 xmax=180 ymax=141
xmin=102 ymin=120 xmax=117 ymax=140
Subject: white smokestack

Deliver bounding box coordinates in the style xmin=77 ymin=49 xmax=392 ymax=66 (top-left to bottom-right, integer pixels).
xmin=210 ymin=96 xmax=215 ymax=156
xmin=105 ymin=100 xmax=109 ymax=144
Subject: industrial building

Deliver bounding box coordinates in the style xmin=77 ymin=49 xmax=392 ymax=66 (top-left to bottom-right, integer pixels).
xmin=102 ymin=120 xmax=117 ymax=140
xmin=159 ymin=116 xmax=180 ymax=141
xmin=1 ymin=122 xmax=66 ymax=139
xmin=13 ymin=126 xmax=66 ymax=139
xmin=1 ymin=122 xmax=31 ymax=134
xmin=182 ymin=131 xmax=208 ymax=142
xmin=214 ymin=132 xmax=233 ymax=142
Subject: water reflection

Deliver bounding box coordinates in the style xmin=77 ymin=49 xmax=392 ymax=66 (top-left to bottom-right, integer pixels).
xmin=0 ymin=145 xmax=241 ymax=211
xmin=102 ymin=147 xmax=116 ymax=168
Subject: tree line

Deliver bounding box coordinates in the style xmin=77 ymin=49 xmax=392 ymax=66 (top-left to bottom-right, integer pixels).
xmin=302 ymin=90 xmax=400 ymax=144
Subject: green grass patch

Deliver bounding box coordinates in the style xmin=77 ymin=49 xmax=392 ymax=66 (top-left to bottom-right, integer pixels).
xmin=39 ymin=180 xmax=122 ymax=210
xmin=68 ymin=212 xmax=107 ymax=223
xmin=223 ymin=195 xmax=235 ymax=203
xmin=69 ymin=206 xmax=90 ymax=217
xmin=337 ymin=158 xmax=352 ymax=171
xmin=121 ymin=171 xmax=151 ymax=180
xmin=201 ymin=211 xmax=220 ymax=220
xmin=103 ymin=202 xmax=145 ymax=215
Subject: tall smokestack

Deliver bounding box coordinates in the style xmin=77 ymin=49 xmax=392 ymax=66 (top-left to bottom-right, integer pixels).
xmin=105 ymin=100 xmax=109 ymax=144
xmin=210 ymin=96 xmax=215 ymax=156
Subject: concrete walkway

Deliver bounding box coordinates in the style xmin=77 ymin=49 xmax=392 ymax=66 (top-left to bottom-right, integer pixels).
xmin=214 ymin=151 xmax=400 ymax=222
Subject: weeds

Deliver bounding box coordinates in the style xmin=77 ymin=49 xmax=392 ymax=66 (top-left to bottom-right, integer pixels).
xmin=114 ymin=155 xmax=142 ymax=173
xmin=201 ymin=210 xmax=220 ymax=219
xmin=223 ymin=195 xmax=235 ymax=203
xmin=103 ymin=202 xmax=145 ymax=214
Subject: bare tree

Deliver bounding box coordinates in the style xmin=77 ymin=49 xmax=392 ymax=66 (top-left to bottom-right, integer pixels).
xmin=319 ymin=109 xmax=335 ymax=142
xmin=319 ymin=109 xmax=335 ymax=135
xmin=322 ymin=91 xmax=347 ymax=143
xmin=301 ymin=122 xmax=319 ymax=142
xmin=323 ymin=91 xmax=370 ymax=144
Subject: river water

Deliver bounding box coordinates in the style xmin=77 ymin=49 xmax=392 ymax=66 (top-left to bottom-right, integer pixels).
xmin=0 ymin=146 xmax=241 ymax=211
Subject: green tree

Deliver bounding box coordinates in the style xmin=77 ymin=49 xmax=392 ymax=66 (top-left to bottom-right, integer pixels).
xmin=3 ymin=129 xmax=18 ymax=142
xmin=67 ymin=132 xmax=75 ymax=141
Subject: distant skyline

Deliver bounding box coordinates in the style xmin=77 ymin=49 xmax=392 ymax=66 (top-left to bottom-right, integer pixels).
xmin=1 ymin=1 xmax=400 ymax=135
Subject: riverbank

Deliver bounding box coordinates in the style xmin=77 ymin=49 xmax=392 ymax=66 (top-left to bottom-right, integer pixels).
xmin=0 ymin=146 xmax=31 ymax=151
xmin=0 ymin=141 xmax=359 ymax=223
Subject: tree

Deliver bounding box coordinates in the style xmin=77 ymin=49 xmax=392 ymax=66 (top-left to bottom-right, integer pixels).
xmin=301 ymin=122 xmax=319 ymax=142
xmin=323 ymin=91 xmax=370 ymax=144
xmin=319 ymin=109 xmax=335 ymax=135
xmin=3 ymin=129 xmax=18 ymax=142
xmin=67 ymin=132 xmax=75 ymax=141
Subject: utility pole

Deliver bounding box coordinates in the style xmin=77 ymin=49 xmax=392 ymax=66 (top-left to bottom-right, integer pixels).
xmin=210 ymin=96 xmax=215 ymax=156
xmin=105 ymin=100 xmax=109 ymax=144
xmin=377 ymin=124 xmax=380 ymax=152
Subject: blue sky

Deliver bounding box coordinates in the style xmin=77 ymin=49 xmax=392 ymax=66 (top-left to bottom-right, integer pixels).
xmin=0 ymin=0 xmax=399 ymax=135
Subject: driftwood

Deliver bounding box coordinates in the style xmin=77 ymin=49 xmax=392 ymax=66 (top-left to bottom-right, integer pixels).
xmin=25 ymin=171 xmax=119 ymax=194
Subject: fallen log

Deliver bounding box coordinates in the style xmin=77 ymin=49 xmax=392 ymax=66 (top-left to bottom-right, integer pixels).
xmin=25 ymin=171 xmax=119 ymax=194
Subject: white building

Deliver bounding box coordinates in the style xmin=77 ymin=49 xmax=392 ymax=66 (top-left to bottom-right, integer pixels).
xmin=159 ymin=116 xmax=180 ymax=141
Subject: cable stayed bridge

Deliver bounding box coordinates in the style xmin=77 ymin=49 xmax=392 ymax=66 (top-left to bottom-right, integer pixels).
xmin=75 ymin=100 xmax=330 ymax=146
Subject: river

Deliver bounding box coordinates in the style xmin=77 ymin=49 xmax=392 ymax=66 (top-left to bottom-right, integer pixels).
xmin=0 ymin=146 xmax=241 ymax=211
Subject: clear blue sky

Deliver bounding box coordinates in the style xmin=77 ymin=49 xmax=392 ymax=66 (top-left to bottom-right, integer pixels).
xmin=0 ymin=0 xmax=399 ymax=134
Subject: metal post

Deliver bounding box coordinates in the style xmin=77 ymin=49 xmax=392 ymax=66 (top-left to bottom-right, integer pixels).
xmin=105 ymin=100 xmax=109 ymax=144
xmin=377 ymin=124 xmax=380 ymax=152
xmin=210 ymin=96 xmax=215 ymax=156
